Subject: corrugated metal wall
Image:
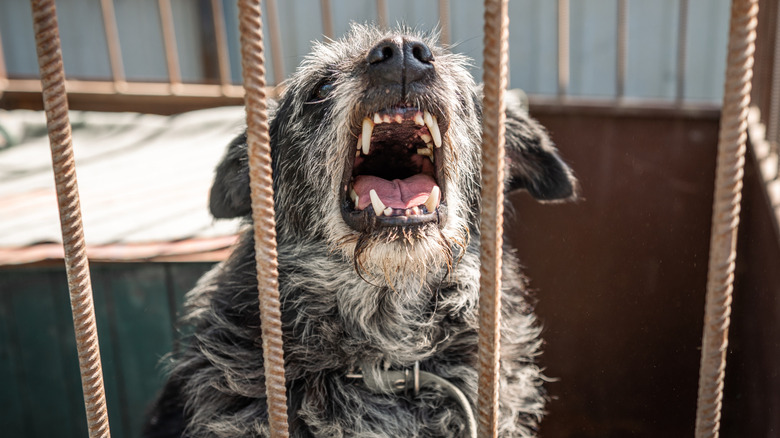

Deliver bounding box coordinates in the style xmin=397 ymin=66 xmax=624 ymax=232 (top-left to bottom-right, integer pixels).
xmin=0 ymin=0 xmax=730 ymax=101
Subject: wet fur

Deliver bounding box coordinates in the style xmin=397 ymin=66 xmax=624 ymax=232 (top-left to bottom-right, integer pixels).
xmin=144 ymin=25 xmax=576 ymax=438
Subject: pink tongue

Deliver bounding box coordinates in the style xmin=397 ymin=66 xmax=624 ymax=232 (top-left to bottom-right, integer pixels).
xmin=353 ymin=174 xmax=436 ymax=210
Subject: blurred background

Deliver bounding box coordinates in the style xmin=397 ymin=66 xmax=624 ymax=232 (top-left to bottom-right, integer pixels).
xmin=1 ymin=1 xmax=778 ymax=437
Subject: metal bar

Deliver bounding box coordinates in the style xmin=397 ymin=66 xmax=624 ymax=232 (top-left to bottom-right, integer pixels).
xmin=237 ymin=0 xmax=289 ymax=437
xmin=616 ymin=0 xmax=628 ymax=99
xmin=320 ymin=0 xmax=334 ymax=39
xmin=377 ymin=0 xmax=388 ymax=29
xmin=265 ymin=0 xmax=284 ymax=85
xmin=478 ymin=0 xmax=509 ymax=436
xmin=438 ymin=0 xmax=451 ymax=46
xmin=158 ymin=0 xmax=182 ymax=90
xmin=768 ymin=0 xmax=780 ymax=149
xmin=694 ymin=0 xmax=757 ymax=437
xmin=98 ymin=0 xmax=126 ymax=91
xmin=0 ymin=26 xmax=8 ymax=91
xmin=29 ymin=1 xmax=111 ymax=437
xmin=676 ymin=0 xmax=689 ymax=104
xmin=210 ymin=0 xmax=233 ymax=91
xmin=557 ymin=0 xmax=569 ymax=98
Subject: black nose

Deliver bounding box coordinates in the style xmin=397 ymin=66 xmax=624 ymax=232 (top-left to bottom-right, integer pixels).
xmin=367 ymin=37 xmax=434 ymax=88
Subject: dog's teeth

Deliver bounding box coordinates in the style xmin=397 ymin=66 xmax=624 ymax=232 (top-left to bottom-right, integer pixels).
xmin=369 ymin=189 xmax=386 ymax=216
xmin=373 ymin=113 xmax=382 ymax=124
xmin=356 ymin=134 xmax=362 ymax=150
xmin=350 ymin=188 xmax=358 ymax=203
xmin=420 ymin=133 xmax=432 ymax=143
xmin=383 ymin=114 xmax=392 ymax=124
xmin=362 ymin=118 xmax=373 ymax=155
xmin=384 ymin=207 xmax=393 ymax=216
xmin=417 ymin=148 xmax=432 ymax=157
xmin=414 ymin=111 xmax=425 ymax=126
xmin=424 ymin=186 xmax=440 ymax=213
xmin=426 ymin=113 xmax=442 ymax=148
xmin=394 ymin=114 xmax=403 ymax=124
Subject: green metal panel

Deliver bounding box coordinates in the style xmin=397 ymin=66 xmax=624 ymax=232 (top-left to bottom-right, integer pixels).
xmin=0 ymin=262 xmax=216 ymax=438
xmin=1 ymin=270 xmax=80 ymax=437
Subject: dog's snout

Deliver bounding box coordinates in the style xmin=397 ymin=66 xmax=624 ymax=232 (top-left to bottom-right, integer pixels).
xmin=367 ymin=37 xmax=434 ymax=89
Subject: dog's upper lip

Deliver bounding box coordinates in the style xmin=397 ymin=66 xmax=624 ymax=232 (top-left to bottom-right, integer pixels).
xmin=341 ymin=106 xmax=448 ymax=231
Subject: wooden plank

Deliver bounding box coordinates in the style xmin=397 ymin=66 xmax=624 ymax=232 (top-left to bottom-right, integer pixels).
xmin=4 ymin=270 xmax=78 ymax=437
xmin=103 ymin=264 xmax=174 ymax=438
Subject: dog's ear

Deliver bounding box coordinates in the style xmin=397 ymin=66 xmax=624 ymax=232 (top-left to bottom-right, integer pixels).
xmin=501 ymin=89 xmax=578 ymax=201
xmin=209 ymin=99 xmax=280 ymax=218
xmin=209 ymin=132 xmax=252 ymax=218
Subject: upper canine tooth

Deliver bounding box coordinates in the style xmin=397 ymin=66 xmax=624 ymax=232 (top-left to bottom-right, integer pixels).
xmin=369 ymin=189 xmax=386 ymax=216
xmin=362 ymin=118 xmax=373 ymax=155
xmin=424 ymin=186 xmax=440 ymax=213
xmin=414 ymin=112 xmax=425 ymax=125
xmin=373 ymin=113 xmax=382 ymax=124
xmin=426 ymin=113 xmax=442 ymax=148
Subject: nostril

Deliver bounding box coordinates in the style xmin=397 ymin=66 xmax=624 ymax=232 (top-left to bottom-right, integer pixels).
xmin=410 ymin=42 xmax=433 ymax=64
xmin=368 ymin=42 xmax=397 ymax=64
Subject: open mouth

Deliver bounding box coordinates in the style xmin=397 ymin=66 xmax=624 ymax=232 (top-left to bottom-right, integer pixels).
xmin=341 ymin=106 xmax=447 ymax=232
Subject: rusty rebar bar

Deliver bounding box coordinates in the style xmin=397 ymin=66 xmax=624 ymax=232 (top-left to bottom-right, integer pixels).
xmin=237 ymin=1 xmax=289 ymax=437
xmin=694 ymin=0 xmax=757 ymax=437
xmin=767 ymin=0 xmax=780 ymax=149
xmin=30 ymin=1 xmax=111 ymax=437
xmin=477 ymin=0 xmax=509 ymax=437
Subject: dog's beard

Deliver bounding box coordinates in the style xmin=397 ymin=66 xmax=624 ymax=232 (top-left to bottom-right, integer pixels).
xmin=335 ymin=221 xmax=469 ymax=289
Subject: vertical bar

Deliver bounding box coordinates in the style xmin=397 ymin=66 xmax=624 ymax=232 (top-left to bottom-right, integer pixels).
xmin=99 ymin=0 xmax=126 ymax=91
xmin=236 ymin=0 xmax=289 ymax=437
xmin=210 ymin=0 xmax=233 ymax=90
xmin=158 ymin=0 xmax=182 ymax=90
xmin=0 ymin=27 xmax=8 ymax=90
xmin=616 ymin=0 xmax=628 ymax=99
xmin=29 ymin=1 xmax=111 ymax=437
xmin=676 ymin=0 xmax=689 ymax=104
xmin=320 ymin=0 xmax=334 ymax=39
xmin=376 ymin=0 xmax=388 ymax=29
xmin=478 ymin=0 xmax=509 ymax=436
xmin=438 ymin=0 xmax=451 ymax=46
xmin=768 ymin=0 xmax=780 ymax=149
xmin=557 ymin=0 xmax=569 ymax=98
xmin=694 ymin=0 xmax=757 ymax=437
xmin=265 ymin=0 xmax=284 ymax=85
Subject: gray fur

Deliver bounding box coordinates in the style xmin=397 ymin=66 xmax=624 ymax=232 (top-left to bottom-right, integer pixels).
xmin=144 ymin=24 xmax=576 ymax=438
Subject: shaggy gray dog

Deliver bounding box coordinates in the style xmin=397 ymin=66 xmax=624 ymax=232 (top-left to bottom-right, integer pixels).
xmin=144 ymin=25 xmax=576 ymax=438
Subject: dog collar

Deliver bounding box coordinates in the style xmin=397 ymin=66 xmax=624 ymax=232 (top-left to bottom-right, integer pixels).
xmin=346 ymin=361 xmax=477 ymax=438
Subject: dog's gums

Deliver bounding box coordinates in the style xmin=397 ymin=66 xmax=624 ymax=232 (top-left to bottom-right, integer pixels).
xmin=144 ymin=24 xmax=577 ymax=438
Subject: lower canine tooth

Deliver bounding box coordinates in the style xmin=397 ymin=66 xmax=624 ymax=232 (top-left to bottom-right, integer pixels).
xmin=424 ymin=186 xmax=440 ymax=213
xmin=369 ymin=189 xmax=386 ymax=216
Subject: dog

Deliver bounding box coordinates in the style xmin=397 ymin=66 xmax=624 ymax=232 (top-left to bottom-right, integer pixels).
xmin=143 ymin=24 xmax=577 ymax=438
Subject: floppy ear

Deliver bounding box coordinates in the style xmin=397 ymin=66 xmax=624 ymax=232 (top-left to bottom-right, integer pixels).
xmin=209 ymin=100 xmax=280 ymax=219
xmin=503 ymin=89 xmax=578 ymax=201
xmin=209 ymin=132 xmax=252 ymax=218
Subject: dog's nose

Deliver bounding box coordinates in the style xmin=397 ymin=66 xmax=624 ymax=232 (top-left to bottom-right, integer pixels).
xmin=367 ymin=37 xmax=434 ymax=87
